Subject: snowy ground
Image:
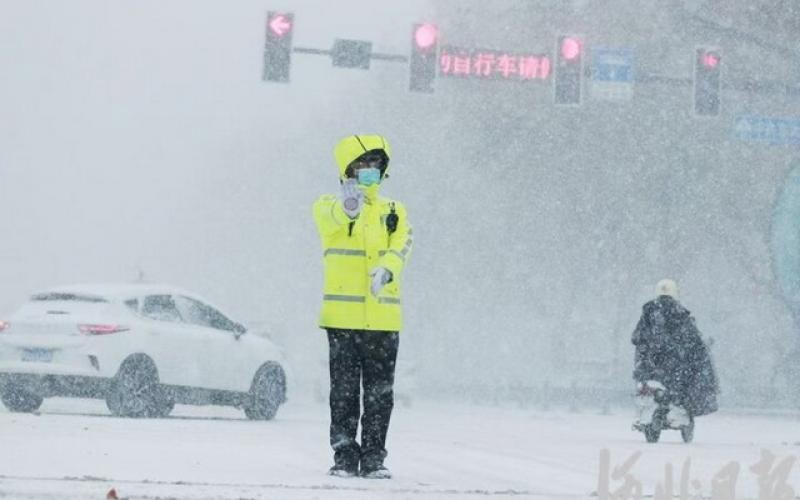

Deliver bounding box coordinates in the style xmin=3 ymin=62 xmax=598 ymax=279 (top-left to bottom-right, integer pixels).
xmin=1 ymin=398 xmax=799 ymax=499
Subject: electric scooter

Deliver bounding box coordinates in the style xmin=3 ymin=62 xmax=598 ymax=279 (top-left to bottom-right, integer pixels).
xmin=632 ymin=380 xmax=694 ymax=443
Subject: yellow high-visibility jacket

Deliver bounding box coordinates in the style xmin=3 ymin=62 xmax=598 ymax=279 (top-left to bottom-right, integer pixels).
xmin=312 ymin=135 xmax=412 ymax=332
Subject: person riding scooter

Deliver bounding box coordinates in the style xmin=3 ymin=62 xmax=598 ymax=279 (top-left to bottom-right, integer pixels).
xmin=631 ymin=279 xmax=719 ymax=441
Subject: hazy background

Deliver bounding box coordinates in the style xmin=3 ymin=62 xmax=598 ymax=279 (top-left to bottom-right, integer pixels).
xmin=1 ymin=0 xmax=799 ymax=409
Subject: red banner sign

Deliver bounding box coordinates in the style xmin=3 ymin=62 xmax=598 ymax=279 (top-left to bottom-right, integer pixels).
xmin=439 ymin=46 xmax=552 ymax=81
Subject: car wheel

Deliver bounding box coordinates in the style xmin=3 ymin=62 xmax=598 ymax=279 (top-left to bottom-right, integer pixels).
xmin=152 ymin=396 xmax=175 ymax=418
xmin=106 ymin=354 xmax=171 ymax=418
xmin=244 ymin=362 xmax=285 ymax=421
xmin=1 ymin=385 xmax=43 ymax=413
xmin=105 ymin=389 xmax=122 ymax=416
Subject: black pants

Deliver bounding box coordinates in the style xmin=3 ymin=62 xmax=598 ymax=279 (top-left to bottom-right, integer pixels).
xmin=327 ymin=329 xmax=399 ymax=470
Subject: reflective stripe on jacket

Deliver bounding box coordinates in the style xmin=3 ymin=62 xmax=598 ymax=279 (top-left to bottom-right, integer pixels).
xmin=313 ymin=193 xmax=412 ymax=331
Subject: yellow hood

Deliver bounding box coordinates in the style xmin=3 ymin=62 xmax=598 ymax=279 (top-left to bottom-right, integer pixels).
xmin=333 ymin=134 xmax=392 ymax=180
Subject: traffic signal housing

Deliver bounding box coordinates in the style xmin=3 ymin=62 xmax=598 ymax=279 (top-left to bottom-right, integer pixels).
xmin=554 ymin=35 xmax=584 ymax=105
xmin=409 ymin=23 xmax=439 ymax=93
xmin=694 ymin=47 xmax=721 ymax=116
xmin=263 ymin=12 xmax=294 ymax=82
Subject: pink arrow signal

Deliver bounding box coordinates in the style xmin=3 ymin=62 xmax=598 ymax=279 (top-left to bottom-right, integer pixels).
xmin=269 ymin=14 xmax=292 ymax=37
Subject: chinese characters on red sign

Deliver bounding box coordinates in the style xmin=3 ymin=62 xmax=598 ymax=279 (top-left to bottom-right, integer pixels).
xmin=439 ymin=46 xmax=551 ymax=81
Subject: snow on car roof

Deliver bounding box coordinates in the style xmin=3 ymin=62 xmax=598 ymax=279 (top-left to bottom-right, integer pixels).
xmin=32 ymin=283 xmax=200 ymax=302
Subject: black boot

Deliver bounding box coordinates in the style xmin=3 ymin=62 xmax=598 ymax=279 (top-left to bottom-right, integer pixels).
xmin=360 ymin=464 xmax=392 ymax=479
xmin=328 ymin=463 xmax=359 ymax=478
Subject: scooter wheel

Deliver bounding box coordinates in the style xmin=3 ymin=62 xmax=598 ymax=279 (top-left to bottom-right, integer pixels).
xmin=681 ymin=416 xmax=695 ymax=443
xmin=644 ymin=424 xmax=661 ymax=443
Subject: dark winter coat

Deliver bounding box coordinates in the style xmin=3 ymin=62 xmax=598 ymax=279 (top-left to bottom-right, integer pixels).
xmin=632 ymin=295 xmax=719 ymax=416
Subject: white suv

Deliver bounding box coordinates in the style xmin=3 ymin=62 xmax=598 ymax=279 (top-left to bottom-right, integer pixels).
xmin=0 ymin=283 xmax=287 ymax=419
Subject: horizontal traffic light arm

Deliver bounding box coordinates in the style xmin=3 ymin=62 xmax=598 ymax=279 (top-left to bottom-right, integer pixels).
xmin=293 ymin=46 xmax=408 ymax=63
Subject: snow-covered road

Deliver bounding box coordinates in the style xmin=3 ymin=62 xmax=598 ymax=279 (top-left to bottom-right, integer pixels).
xmin=1 ymin=399 xmax=798 ymax=499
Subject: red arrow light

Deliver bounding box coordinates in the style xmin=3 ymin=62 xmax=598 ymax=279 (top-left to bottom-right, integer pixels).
xmin=269 ymin=14 xmax=292 ymax=38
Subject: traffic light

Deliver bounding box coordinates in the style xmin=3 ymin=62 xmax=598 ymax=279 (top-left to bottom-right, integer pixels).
xmin=554 ymin=35 xmax=583 ymax=105
xmin=263 ymin=12 xmax=294 ymax=82
xmin=694 ymin=47 xmax=721 ymax=116
xmin=409 ymin=23 xmax=438 ymax=93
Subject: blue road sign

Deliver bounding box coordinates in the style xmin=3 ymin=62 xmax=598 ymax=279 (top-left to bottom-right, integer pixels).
xmin=591 ymin=48 xmax=634 ymax=83
xmin=734 ymin=115 xmax=800 ymax=145
xmin=591 ymin=48 xmax=634 ymax=101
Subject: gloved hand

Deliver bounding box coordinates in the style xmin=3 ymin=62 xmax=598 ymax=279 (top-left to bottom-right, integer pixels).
xmin=638 ymin=380 xmax=666 ymax=396
xmin=369 ymin=267 xmax=392 ymax=297
xmin=339 ymin=179 xmax=364 ymax=219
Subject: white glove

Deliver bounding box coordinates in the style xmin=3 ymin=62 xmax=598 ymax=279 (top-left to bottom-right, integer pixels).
xmin=644 ymin=380 xmax=665 ymax=391
xmin=369 ymin=267 xmax=392 ymax=297
xmin=339 ymin=179 xmax=363 ymax=219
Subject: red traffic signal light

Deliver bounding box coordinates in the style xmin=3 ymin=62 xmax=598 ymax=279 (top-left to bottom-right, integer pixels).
xmin=554 ymin=35 xmax=584 ymax=105
xmin=560 ymin=37 xmax=582 ymax=61
xmin=268 ymin=14 xmax=292 ymax=38
xmin=264 ymin=12 xmax=294 ymax=82
xmin=701 ymin=51 xmax=720 ymax=69
xmin=414 ymin=24 xmax=438 ymax=51
xmin=409 ymin=23 xmax=439 ymax=93
xmin=694 ymin=47 xmax=721 ymax=116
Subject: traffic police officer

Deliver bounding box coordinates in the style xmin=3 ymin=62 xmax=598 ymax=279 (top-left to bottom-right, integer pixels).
xmin=313 ymin=134 xmax=413 ymax=479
